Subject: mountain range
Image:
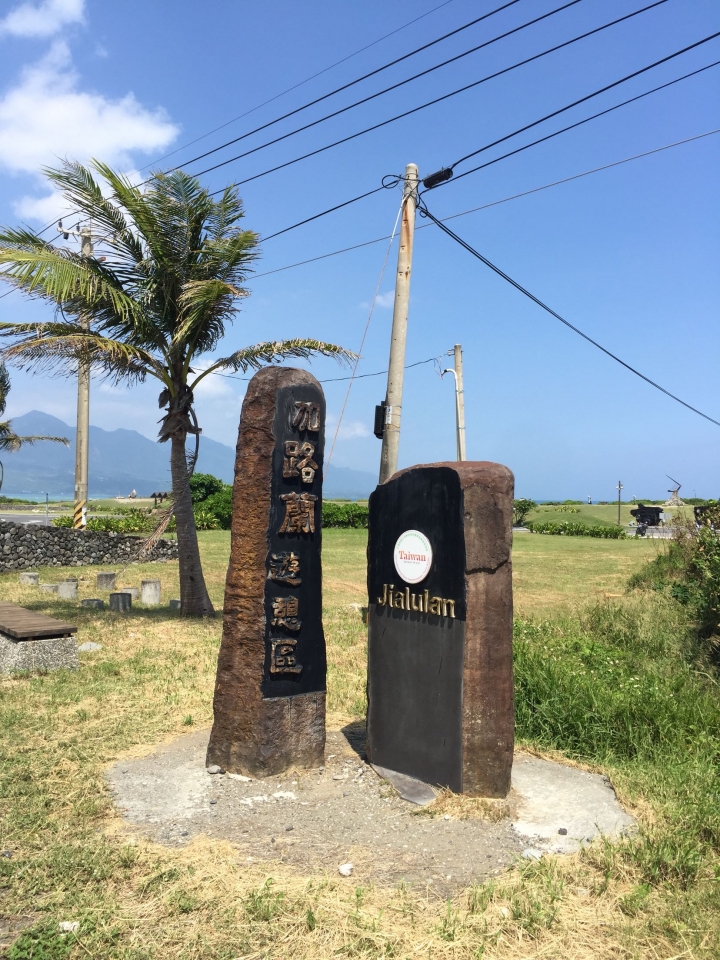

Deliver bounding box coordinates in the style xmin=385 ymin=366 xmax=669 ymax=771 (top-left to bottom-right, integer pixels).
xmin=1 ymin=411 xmax=376 ymax=501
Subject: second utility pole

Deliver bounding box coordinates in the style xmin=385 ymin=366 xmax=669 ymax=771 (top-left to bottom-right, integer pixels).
xmin=74 ymin=227 xmax=92 ymax=529
xmin=379 ymin=163 xmax=419 ymax=484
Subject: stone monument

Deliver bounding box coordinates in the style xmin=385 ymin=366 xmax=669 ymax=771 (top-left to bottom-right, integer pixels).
xmin=366 ymin=462 xmax=514 ymax=798
xmin=207 ymin=368 xmax=326 ymax=777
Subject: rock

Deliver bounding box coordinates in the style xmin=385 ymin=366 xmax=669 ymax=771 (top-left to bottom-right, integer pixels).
xmin=169 ymin=599 xmax=181 ymax=610
xmin=558 ymin=827 xmax=568 ymax=835
xmin=206 ymin=765 xmax=225 ymax=775
xmin=209 ymin=799 xmax=217 ymax=805
xmin=285 ymin=825 xmax=294 ymax=831
xmin=81 ymin=599 xmax=105 ymax=610
xmin=78 ymin=642 xmax=103 ymax=652
xmin=338 ymin=862 xmax=354 ymax=877
xmin=58 ymin=921 xmax=79 ymax=933
xmin=443 ymin=814 xmax=450 ymax=821
xmin=227 ymin=772 xmax=252 ymax=782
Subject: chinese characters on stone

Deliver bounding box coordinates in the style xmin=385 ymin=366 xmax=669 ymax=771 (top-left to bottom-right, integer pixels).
xmin=269 ymin=400 xmax=320 ymax=677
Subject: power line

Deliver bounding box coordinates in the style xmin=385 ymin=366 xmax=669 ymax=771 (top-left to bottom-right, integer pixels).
xmin=193 ymin=0 xmax=673 ymax=185
xmin=440 ymin=35 xmax=720 ymax=172
xmin=245 ymin=128 xmax=720 ymax=280
xmin=140 ymin=0 xmax=459 ymax=172
xmin=418 ymin=201 xmax=720 ymax=428
xmin=430 ymin=59 xmax=720 ymax=190
xmin=173 ymin=0 xmax=528 ymax=174
xmin=187 ymin=0 xmax=585 ymax=178
xmin=212 ymin=355 xmax=440 ymax=384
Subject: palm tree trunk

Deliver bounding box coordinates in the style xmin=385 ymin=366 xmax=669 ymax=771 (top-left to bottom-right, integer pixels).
xmin=170 ymin=434 xmax=215 ymax=617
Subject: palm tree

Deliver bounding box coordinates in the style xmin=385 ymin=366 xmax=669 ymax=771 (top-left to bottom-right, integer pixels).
xmin=0 ymin=161 xmax=351 ymax=616
xmin=0 ymin=361 xmax=68 ymax=493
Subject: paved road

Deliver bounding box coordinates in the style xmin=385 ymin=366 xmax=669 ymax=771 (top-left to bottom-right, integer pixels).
xmin=0 ymin=514 xmax=55 ymax=525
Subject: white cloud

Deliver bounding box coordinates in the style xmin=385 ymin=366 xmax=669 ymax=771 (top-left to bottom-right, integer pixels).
xmin=0 ymin=0 xmax=84 ymax=39
xmin=375 ymin=291 xmax=395 ymax=308
xmin=359 ymin=290 xmax=395 ymax=310
xmin=192 ymin=364 xmax=238 ymax=400
xmin=326 ymin=415 xmax=370 ymax=441
xmin=0 ymin=42 xmax=178 ymax=175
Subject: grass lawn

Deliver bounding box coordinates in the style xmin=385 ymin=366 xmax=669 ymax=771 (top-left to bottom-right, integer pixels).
xmin=1 ymin=530 xmax=718 ymax=958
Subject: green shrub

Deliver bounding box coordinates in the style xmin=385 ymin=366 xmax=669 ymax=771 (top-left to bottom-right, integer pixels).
xmin=630 ymin=519 xmax=720 ymax=644
xmin=192 ymin=507 xmax=220 ymax=531
xmin=514 ymin=597 xmax=720 ymax=889
xmin=188 ymin=472 xmax=225 ymax=504
xmin=512 ymin=498 xmax=536 ymax=526
xmin=202 ymin=487 xmax=233 ymax=529
xmin=321 ymin=501 xmax=369 ymax=528
xmin=52 ymin=509 xmax=153 ymax=534
xmin=526 ymin=520 xmax=626 ymax=538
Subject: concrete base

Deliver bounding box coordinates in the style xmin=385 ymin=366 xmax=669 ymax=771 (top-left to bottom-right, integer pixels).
xmin=57 ymin=581 xmax=78 ymax=600
xmin=169 ymin=599 xmax=181 ymax=611
xmin=97 ymin=572 xmax=117 ymax=591
xmin=110 ymin=592 xmax=132 ymax=612
xmin=120 ymin=587 xmax=140 ymax=600
xmin=0 ymin=633 xmax=78 ymax=673
xmin=19 ymin=572 xmax=39 ymax=585
xmin=511 ymin=754 xmax=636 ymax=854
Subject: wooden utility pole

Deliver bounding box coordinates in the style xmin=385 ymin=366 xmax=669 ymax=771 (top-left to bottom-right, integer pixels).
xmin=59 ymin=221 xmax=92 ymax=529
xmin=379 ymin=163 xmax=419 ymax=484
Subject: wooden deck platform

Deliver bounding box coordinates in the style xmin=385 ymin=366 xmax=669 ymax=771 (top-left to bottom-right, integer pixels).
xmin=0 ymin=601 xmax=77 ymax=641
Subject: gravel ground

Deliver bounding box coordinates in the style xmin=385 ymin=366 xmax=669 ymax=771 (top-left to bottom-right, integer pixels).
xmin=107 ymin=725 xmax=634 ymax=895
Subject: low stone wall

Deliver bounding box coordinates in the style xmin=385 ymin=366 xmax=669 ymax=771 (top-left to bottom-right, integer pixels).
xmin=0 ymin=520 xmax=177 ymax=571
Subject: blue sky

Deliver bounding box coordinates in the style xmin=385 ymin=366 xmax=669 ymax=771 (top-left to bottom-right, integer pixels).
xmin=0 ymin=0 xmax=718 ymax=499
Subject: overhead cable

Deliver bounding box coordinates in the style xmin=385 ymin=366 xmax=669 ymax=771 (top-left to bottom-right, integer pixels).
xmin=427 ymin=59 xmax=720 ymax=191
xmin=194 ymin=0 xmax=675 ymax=184
xmin=173 ymin=0 xmax=528 ymax=173
xmin=212 ymin=356 xmax=440 ymax=384
xmin=419 ymin=201 xmax=720 ymax=428
xmin=140 ymin=0 xmax=459 ymax=171
xmin=188 ymin=0 xmax=587 ymax=178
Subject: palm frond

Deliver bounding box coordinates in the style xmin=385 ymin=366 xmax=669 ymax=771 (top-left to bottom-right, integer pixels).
xmin=189 ymin=338 xmax=355 ymax=390
xmin=0 ymin=323 xmax=167 ymax=385
xmin=0 ymin=425 xmax=69 ymax=452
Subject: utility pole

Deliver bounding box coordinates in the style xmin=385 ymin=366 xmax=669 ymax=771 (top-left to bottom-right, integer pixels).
xmin=378 ymin=163 xmax=419 ymax=484
xmin=616 ymin=480 xmax=623 ymax=526
xmin=441 ymin=344 xmax=467 ymax=461
xmin=59 ymin=221 xmax=92 ymax=529
xmin=453 ymin=343 xmax=466 ymax=461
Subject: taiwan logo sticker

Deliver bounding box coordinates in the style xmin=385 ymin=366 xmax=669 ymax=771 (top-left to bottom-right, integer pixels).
xmin=393 ymin=530 xmax=433 ymax=585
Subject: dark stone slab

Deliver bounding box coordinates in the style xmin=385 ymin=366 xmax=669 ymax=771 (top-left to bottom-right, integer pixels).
xmin=207 ymin=367 xmax=326 ymax=778
xmin=366 ymin=462 xmax=514 ymax=798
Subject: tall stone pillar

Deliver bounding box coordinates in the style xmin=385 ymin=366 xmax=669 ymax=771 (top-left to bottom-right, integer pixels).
xmin=366 ymin=462 xmax=514 ymax=798
xmin=207 ymin=367 xmax=326 ymax=777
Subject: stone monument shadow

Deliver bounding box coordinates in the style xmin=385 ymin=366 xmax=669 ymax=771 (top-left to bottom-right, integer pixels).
xmin=340 ymin=718 xmax=367 ymax=760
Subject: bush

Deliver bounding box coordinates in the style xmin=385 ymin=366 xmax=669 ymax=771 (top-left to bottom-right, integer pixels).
xmin=192 ymin=507 xmax=220 ymax=530
xmin=630 ymin=517 xmax=720 ymax=644
xmin=322 ymin=502 xmax=369 ymax=528
xmin=200 ymin=487 xmax=233 ymax=529
xmin=188 ymin=472 xmax=225 ymax=504
xmin=53 ymin=509 xmax=153 ymax=534
xmin=514 ymin=596 xmax=720 ymax=889
xmin=512 ymin=498 xmax=536 ymax=526
xmin=526 ymin=519 xmax=626 ymax=538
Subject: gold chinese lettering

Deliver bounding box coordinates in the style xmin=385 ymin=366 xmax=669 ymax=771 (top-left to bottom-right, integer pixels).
xmin=270 ymin=638 xmax=303 ymax=674
xmin=279 ymin=492 xmax=317 ymax=534
xmin=268 ymin=551 xmax=302 ymax=586
xmin=291 ymin=401 xmax=320 ymax=432
xmin=283 ymin=441 xmax=318 ymax=484
xmin=271 ymin=596 xmax=301 ymax=631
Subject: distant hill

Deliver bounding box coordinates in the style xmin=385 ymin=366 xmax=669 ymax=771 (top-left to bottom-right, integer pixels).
xmin=1 ymin=411 xmax=376 ymax=501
